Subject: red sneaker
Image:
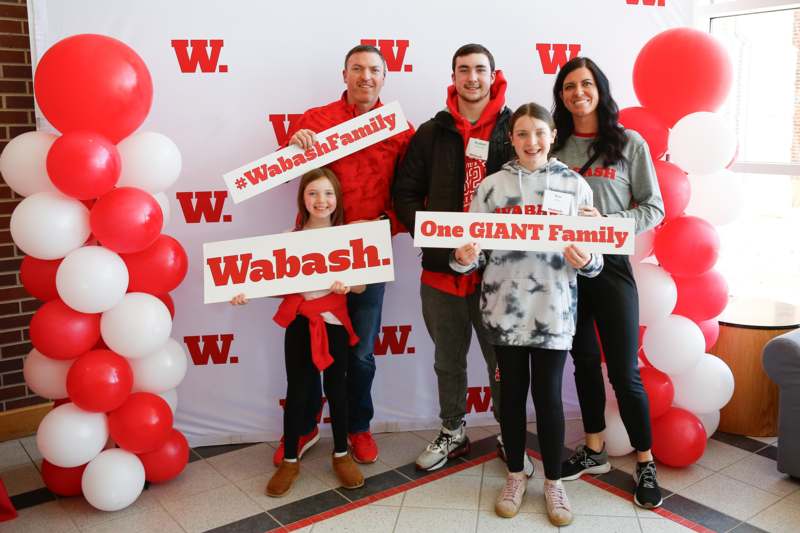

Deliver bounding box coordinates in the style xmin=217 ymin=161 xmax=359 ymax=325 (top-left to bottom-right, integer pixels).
xmin=349 ymin=431 xmax=378 ymax=464
xmin=272 ymin=426 xmax=320 ymax=467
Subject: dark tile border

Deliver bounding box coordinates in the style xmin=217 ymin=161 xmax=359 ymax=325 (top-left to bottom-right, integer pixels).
xmin=710 ymin=432 xmax=771 ymax=454
xmin=204 ymin=511 xmax=280 ymax=533
xmin=267 ymin=489 xmax=349 ymax=526
xmin=192 ymin=442 xmax=258 ymax=459
xmin=9 ymin=487 xmax=55 ymax=510
xmin=661 ymin=494 xmax=741 ymax=532
xmin=756 ymin=445 xmax=778 ymax=461
xmin=728 ymin=522 xmax=771 ymax=533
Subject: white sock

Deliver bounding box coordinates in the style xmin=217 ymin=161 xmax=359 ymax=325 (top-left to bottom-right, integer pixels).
xmin=333 ymin=451 xmax=348 ymax=458
xmin=284 ymin=457 xmax=298 ymax=463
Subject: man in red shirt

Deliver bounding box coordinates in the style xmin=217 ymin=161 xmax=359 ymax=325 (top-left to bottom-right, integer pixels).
xmin=273 ymin=45 xmax=413 ymax=466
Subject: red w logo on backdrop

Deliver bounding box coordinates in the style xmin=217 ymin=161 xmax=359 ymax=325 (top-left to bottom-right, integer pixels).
xmin=176 ymin=191 xmax=231 ymax=223
xmin=466 ymin=386 xmax=493 ymax=414
xmin=536 ymin=43 xmax=582 ymax=74
xmin=626 ymin=0 xmax=665 ymax=5
xmin=374 ymin=325 xmax=415 ymax=356
xmin=184 ymin=334 xmax=238 ymax=365
xmin=268 ymin=114 xmax=303 ymax=146
xmin=171 ymin=39 xmax=228 ymax=73
xmin=359 ymin=39 xmax=412 ymax=72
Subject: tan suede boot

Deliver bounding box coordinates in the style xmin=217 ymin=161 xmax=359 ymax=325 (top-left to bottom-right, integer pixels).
xmin=332 ymin=452 xmax=364 ymax=489
xmin=266 ymin=460 xmax=300 ymax=497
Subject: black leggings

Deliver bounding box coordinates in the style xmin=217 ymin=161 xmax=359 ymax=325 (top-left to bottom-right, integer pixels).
xmin=496 ymin=345 xmax=566 ymax=480
xmin=572 ymin=254 xmax=652 ymax=451
xmin=283 ymin=316 xmax=348 ymax=458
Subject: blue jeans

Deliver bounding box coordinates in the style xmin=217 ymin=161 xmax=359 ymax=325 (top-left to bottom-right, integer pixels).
xmin=297 ymin=282 xmax=385 ymax=435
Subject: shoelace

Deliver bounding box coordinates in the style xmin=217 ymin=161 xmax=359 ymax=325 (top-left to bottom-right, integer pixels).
xmin=545 ymin=483 xmax=569 ymax=509
xmin=428 ymin=431 xmax=456 ymax=453
xmin=639 ymin=463 xmax=657 ymax=489
xmin=500 ymin=477 xmax=524 ymax=502
xmin=568 ymin=445 xmax=589 ymax=466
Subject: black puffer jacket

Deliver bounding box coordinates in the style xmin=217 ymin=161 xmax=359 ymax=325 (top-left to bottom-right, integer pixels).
xmin=392 ymin=107 xmax=514 ymax=272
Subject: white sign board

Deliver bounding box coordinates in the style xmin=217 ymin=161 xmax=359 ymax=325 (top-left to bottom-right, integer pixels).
xmin=203 ymin=220 xmax=394 ymax=303
xmin=413 ymin=211 xmax=636 ymax=255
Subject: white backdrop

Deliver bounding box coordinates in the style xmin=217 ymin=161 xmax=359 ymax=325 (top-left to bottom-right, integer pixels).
xmin=29 ymin=0 xmax=693 ymax=445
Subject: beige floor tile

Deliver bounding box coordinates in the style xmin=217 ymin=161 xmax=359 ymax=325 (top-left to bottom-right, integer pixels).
xmin=393 ymin=507 xmax=477 ymax=533
xmin=476 ymin=509 xmax=557 ymax=531
xmin=57 ymin=489 xmax=160 ymax=530
xmin=750 ymin=490 xmax=800 ymax=533
xmin=483 ymin=455 xmax=544 ymax=479
xmin=748 ymin=435 xmax=778 ymax=445
xmin=0 ymin=440 xmax=32 ymax=471
xmin=562 ymin=515 xmax=642 ymax=532
xmin=301 ymin=453 xmax=391 ymax=489
xmin=0 ymin=463 xmax=44 ymax=495
xmin=236 ymin=469 xmax=331 ymax=511
xmin=646 ymin=462 xmax=715 ymax=493
xmin=402 ymin=474 xmax=481 ymax=510
xmin=1 ymin=500 xmax=79 ymax=533
xmin=479 ymin=475 xmax=547 ymax=514
xmin=451 ymin=463 xmax=483 ymax=477
xmin=369 ymin=432 xmax=428 ymax=468
xmin=639 ymin=516 xmax=699 ymax=532
xmin=720 ymin=452 xmax=800 ymax=497
xmin=160 ymin=483 xmax=261 ymax=533
xmin=695 ymin=439 xmax=751 ymax=471
xmin=80 ymin=504 xmax=184 ymax=533
xmin=564 ymin=418 xmax=587 ymax=445
xmin=206 ymin=443 xmax=273 ymax=483
xmin=609 ymin=452 xmax=637 ymax=474
xmin=146 ymin=459 xmax=230 ymax=505
xmin=18 ymin=435 xmax=43 ymax=465
xmin=371 ymin=491 xmax=405 ymax=507
xmin=309 ymin=503 xmax=400 ymax=532
xmin=567 ymin=478 xmax=638 ymax=517
xmin=678 ymin=472 xmax=782 ymax=521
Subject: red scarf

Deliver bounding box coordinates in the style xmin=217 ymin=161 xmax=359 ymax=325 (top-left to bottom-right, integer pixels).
xmin=273 ymin=292 xmax=359 ymax=371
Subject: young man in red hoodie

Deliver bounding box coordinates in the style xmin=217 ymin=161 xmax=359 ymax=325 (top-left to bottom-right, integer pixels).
xmin=274 ymin=45 xmax=413 ymax=466
xmin=394 ymin=44 xmax=531 ymax=473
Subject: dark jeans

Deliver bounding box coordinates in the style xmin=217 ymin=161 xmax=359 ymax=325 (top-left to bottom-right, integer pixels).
xmin=571 ymin=254 xmax=652 ymax=451
xmin=496 ymin=346 xmax=566 ymax=480
xmin=296 ymin=283 xmax=385 ymax=435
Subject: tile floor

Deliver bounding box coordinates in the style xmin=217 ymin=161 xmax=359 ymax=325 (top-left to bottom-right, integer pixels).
xmin=1 ymin=422 xmax=798 ymax=532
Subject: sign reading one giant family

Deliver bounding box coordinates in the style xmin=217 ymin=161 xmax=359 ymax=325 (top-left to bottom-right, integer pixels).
xmin=413 ymin=211 xmax=636 ymax=255
xmin=203 ymin=220 xmax=395 ymax=303
xmin=222 ymin=101 xmax=410 ymax=203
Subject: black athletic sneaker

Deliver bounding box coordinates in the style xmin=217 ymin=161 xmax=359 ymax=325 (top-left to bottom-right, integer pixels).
xmin=634 ymin=461 xmax=663 ymax=508
xmin=560 ymin=444 xmax=612 ymax=480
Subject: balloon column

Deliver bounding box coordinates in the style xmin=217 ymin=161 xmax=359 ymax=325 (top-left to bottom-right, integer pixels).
xmin=0 ymin=34 xmax=190 ymax=511
xmin=602 ymin=28 xmax=738 ymax=467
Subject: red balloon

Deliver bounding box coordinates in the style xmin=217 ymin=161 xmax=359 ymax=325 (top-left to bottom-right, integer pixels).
xmin=20 ymin=256 xmax=62 ymax=301
xmin=633 ymin=28 xmax=732 ymax=127
xmin=653 ymin=216 xmax=720 ymax=277
xmin=29 ymin=299 xmax=100 ymax=360
xmin=109 ymin=392 xmax=173 ymax=454
xmin=653 ymin=161 xmax=690 ymax=224
xmin=697 ymin=319 xmax=720 ymax=351
xmin=122 ymin=235 xmax=188 ymax=295
xmin=90 ymin=187 xmax=163 ymax=253
xmin=652 ymin=407 xmax=707 ymax=467
xmin=639 ymin=367 xmax=674 ymax=419
xmin=34 ymin=34 xmax=152 ymax=143
xmin=156 ymin=293 xmax=175 ymax=319
xmin=619 ymin=107 xmax=668 ymax=160
xmin=638 ymin=347 xmax=653 ymax=368
xmin=41 ymin=460 xmax=86 ymax=496
xmin=66 ymin=349 xmax=133 ymax=412
xmin=46 ymin=131 xmax=120 ymax=200
xmin=673 ymin=270 xmax=729 ymax=323
xmin=137 ymin=429 xmax=189 ymax=483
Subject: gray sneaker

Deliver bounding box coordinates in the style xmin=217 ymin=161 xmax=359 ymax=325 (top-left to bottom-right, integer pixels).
xmin=560 ymin=444 xmax=611 ymax=480
xmin=496 ymin=434 xmax=535 ymax=478
xmin=415 ymin=421 xmax=470 ymax=471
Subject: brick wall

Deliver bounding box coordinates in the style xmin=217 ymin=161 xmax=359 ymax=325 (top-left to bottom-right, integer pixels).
xmin=0 ymin=0 xmax=47 ymax=412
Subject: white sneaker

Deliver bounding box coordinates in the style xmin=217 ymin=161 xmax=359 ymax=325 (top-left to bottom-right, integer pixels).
xmin=415 ymin=421 xmax=470 ymax=471
xmin=544 ymin=479 xmax=573 ymax=526
xmin=495 ymin=472 xmax=526 ymax=518
xmin=496 ymin=434 xmax=535 ymax=478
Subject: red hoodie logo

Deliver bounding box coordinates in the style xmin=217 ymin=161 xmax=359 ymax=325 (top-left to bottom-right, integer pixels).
xmin=374 ymin=325 xmax=415 ymax=356
xmin=626 ymin=0 xmax=664 ymax=5
xmin=176 ymin=191 xmax=231 ymax=223
xmin=171 ymin=39 xmax=227 ymax=73
xmin=184 ymin=334 xmax=238 ymax=365
xmin=536 ymin=43 xmax=582 ymax=74
xmin=268 ymin=114 xmax=303 ymax=146
xmin=360 ymin=39 xmax=412 ymax=72
xmin=466 ymin=386 xmax=493 ymax=414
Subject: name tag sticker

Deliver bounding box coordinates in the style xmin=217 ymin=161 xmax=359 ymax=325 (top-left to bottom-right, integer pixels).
xmin=466 ymin=138 xmax=490 ymax=161
xmin=542 ymin=190 xmax=573 ymax=215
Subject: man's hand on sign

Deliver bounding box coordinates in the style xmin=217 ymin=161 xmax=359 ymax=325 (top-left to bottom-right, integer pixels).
xmin=330 ymin=281 xmax=366 ymax=295
xmin=289 ymin=129 xmax=317 ymax=150
xmin=455 ymin=242 xmax=481 ymax=266
xmin=564 ymin=244 xmax=591 ymax=269
xmin=230 ymin=293 xmax=248 ymax=305
xmin=578 ymin=205 xmax=601 ymax=217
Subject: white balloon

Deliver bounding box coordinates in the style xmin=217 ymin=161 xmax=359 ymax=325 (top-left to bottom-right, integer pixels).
xmin=36 ymin=403 xmax=108 ymax=467
xmin=642 ymin=315 xmax=705 ymax=375
xmin=632 ymin=229 xmax=656 ymax=263
xmin=0 ymin=131 xmax=59 ymax=197
xmin=672 ymin=354 xmax=735 ymax=413
xmin=10 ymin=192 xmax=90 ymax=260
xmin=157 ymin=388 xmax=178 ymax=415
xmin=633 ymin=263 xmax=677 ymax=326
xmin=101 ymin=293 xmax=172 ymax=359
xmin=685 ymin=170 xmax=745 ymax=226
xmin=669 ymin=112 xmax=737 ymax=175
xmin=117 ymin=132 xmax=182 ymax=193
xmin=129 ymin=338 xmax=188 ymax=393
xmin=153 ymin=192 xmax=171 ymax=231
xmin=602 ymin=403 xmax=634 ymax=457
xmin=696 ymin=410 xmax=720 ymax=439
xmin=82 ymin=448 xmax=145 ymax=512
xmin=23 ymin=348 xmax=72 ymax=399
xmin=56 ymin=246 xmax=129 ymax=314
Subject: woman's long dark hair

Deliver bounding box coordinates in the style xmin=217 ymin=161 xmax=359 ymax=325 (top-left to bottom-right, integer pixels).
xmin=551 ymin=57 xmax=628 ymax=167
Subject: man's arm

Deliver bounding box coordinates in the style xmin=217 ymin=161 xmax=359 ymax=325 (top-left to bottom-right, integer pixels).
xmin=392 ymin=125 xmax=430 ymax=236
